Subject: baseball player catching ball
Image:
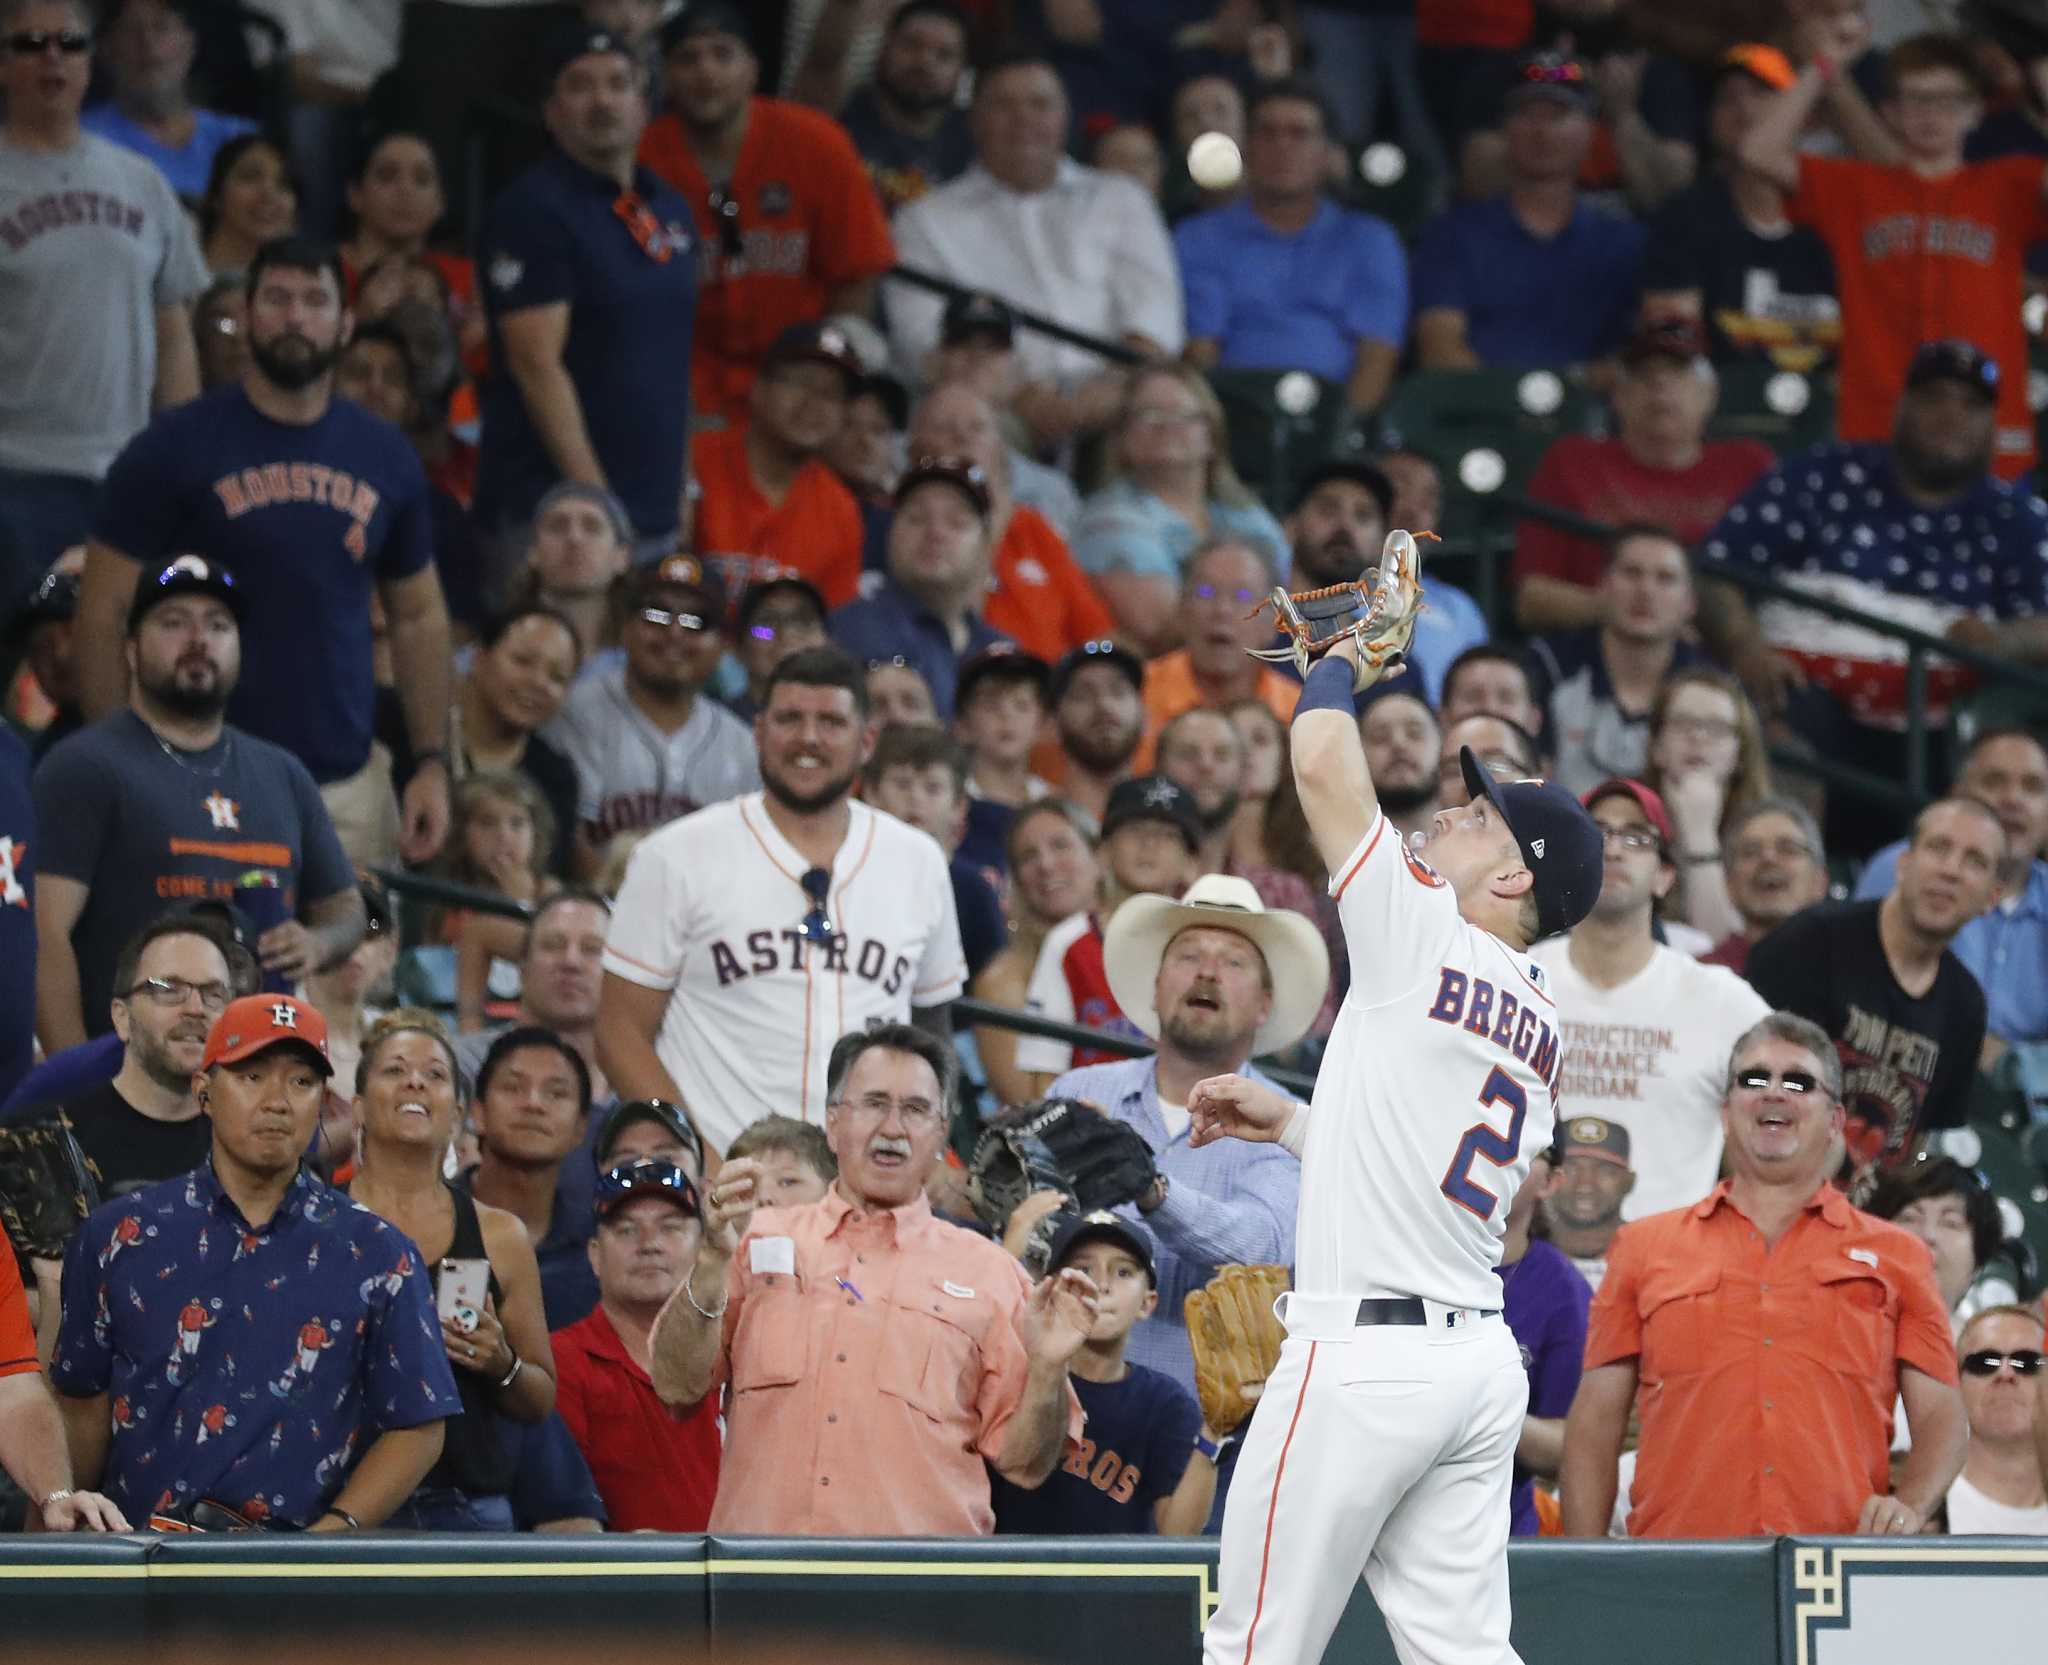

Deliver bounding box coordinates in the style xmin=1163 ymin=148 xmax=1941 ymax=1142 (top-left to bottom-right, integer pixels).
xmin=1191 ymin=538 xmax=1604 ymax=1665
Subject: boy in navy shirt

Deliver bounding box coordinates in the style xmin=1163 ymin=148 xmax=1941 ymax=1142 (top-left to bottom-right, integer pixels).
xmin=993 ymin=1213 xmax=1216 ymax=1535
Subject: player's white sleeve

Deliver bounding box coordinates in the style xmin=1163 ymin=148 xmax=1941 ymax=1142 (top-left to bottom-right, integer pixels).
xmin=911 ymin=838 xmax=967 ymax=1009
xmin=601 ymin=830 xmax=687 ymax=990
xmin=1327 ymin=810 xmax=1461 ymax=1008
xmin=1011 ymin=911 xmax=1086 ymax=1076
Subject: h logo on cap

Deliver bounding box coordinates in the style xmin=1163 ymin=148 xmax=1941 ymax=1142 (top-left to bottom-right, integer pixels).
xmin=269 ymin=1002 xmax=298 ymax=1029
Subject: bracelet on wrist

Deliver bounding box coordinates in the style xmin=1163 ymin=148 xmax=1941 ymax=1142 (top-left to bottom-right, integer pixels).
xmin=38 ymin=1487 xmax=74 ymax=1512
xmin=495 ymin=1352 xmax=523 ymax=1391
xmin=321 ymin=1507 xmax=360 ymax=1531
xmin=1678 ymin=848 xmax=1722 ymax=867
xmin=685 ymin=1271 xmax=729 ymax=1322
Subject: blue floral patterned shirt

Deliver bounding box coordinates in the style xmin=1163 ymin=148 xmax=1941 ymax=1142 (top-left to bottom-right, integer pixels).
xmin=52 ymin=1158 xmax=459 ymax=1529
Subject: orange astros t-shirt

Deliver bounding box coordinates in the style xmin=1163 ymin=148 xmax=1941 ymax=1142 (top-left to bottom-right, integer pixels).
xmin=691 ymin=423 xmax=865 ymax=608
xmin=640 ymin=98 xmax=895 ymax=425
xmin=985 ymin=507 xmax=1115 ymax=663
xmin=1789 ymin=153 xmax=2048 ymax=478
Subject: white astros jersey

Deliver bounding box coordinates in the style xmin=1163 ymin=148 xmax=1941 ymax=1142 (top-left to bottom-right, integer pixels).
xmin=603 ymin=792 xmax=967 ymax=1153
xmin=1297 ymin=810 xmax=1563 ymax=1312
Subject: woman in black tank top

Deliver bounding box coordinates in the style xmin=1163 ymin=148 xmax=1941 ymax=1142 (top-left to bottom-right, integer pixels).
xmin=346 ymin=1010 xmax=558 ymax=1530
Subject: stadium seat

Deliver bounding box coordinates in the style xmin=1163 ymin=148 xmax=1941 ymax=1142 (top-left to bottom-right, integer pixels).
xmin=1372 ymin=368 xmax=1604 ymax=553
xmin=1706 ymin=361 xmax=1837 ymax=458
xmin=1207 ymin=367 xmax=1359 ymax=515
xmin=1964 ymin=1072 xmax=2048 ymax=1282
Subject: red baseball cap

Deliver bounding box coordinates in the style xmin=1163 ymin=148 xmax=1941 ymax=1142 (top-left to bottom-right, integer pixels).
xmin=199 ymin=995 xmax=334 ymax=1077
xmin=1582 ymin=778 xmax=1675 ymax=849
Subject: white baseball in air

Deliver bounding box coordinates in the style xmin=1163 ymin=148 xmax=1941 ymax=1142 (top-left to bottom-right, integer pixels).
xmin=1275 ymin=371 xmax=1320 ymax=416
xmin=2026 ymin=291 xmax=2047 ymax=335
xmin=1459 ymin=447 xmax=1506 ymax=493
xmin=1517 ymin=370 xmax=1563 ymax=415
xmin=1187 ymin=131 xmax=1243 ymax=191
xmin=1360 ymin=143 xmax=1406 ymax=186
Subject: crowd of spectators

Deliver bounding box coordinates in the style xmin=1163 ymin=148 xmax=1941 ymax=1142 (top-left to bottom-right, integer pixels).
xmin=0 ymin=0 xmax=2046 ymax=1554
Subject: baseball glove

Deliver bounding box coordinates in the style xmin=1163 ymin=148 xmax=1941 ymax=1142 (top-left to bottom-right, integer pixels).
xmin=0 ymin=1118 xmax=99 ymax=1262
xmin=1185 ymin=1263 xmax=1290 ymax=1435
xmin=966 ymin=1098 xmax=1159 ymax=1232
xmin=1247 ymin=527 xmax=1434 ymax=690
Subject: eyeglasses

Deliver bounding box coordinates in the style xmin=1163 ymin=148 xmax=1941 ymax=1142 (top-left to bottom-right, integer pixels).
xmin=596 ymin=1158 xmax=701 ymax=1219
xmin=6 ymin=29 xmax=91 ymax=54
xmin=705 ymin=186 xmax=744 ymax=262
xmin=613 ymin=192 xmax=675 ymax=264
xmin=1960 ymin=1349 xmax=2043 ymax=1377
xmin=1189 ymin=583 xmax=1259 ymax=605
xmin=832 ymin=1091 xmax=945 ymax=1130
xmin=797 ymin=866 xmax=834 ymax=942
xmin=637 ymin=606 xmax=706 ymax=633
xmin=1734 ymin=1067 xmax=1821 ymax=1095
xmin=125 ymin=977 xmax=233 ymax=1012
xmin=1732 ymin=837 xmax=1817 ymax=864
xmin=1664 ymin=714 xmax=1739 ymax=741
xmin=866 ymin=654 xmax=911 ymax=671
xmin=1596 ymin=826 xmax=1662 ymax=852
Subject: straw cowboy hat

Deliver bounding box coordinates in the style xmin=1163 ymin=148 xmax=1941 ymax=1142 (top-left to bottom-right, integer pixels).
xmin=1102 ymin=875 xmax=1331 ymax=1058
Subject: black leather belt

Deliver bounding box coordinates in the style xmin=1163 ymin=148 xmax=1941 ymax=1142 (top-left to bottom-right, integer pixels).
xmin=1355 ymin=1298 xmax=1501 ymax=1327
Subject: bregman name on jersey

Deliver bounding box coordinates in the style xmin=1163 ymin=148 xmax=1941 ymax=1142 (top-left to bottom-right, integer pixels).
xmin=1424 ymin=968 xmax=1562 ymax=1101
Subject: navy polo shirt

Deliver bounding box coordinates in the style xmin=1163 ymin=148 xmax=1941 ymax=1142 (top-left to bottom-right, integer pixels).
xmin=476 ymin=150 xmax=698 ymax=542
xmin=1412 ymin=196 xmax=1644 ymax=366
xmin=827 ymin=576 xmax=1010 ymax=719
xmin=93 ymin=386 xmax=434 ymax=784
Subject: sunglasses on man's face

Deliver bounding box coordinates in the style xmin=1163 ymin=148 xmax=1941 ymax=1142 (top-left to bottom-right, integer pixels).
xmin=1734 ymin=1068 xmax=1821 ymax=1095
xmin=1960 ymin=1349 xmax=2043 ymax=1378
xmin=7 ymin=29 xmax=91 ymax=55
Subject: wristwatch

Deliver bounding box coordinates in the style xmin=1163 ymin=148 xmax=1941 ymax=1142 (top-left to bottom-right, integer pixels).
xmin=38 ymin=1488 xmax=74 ymax=1511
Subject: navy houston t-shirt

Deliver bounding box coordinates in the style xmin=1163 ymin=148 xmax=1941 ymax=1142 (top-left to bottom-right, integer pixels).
xmin=94 ymin=384 xmax=433 ymax=783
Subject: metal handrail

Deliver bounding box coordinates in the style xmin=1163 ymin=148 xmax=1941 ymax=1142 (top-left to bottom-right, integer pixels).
xmin=370 ymin=870 xmax=1320 ymax=1097
xmin=884 ymin=263 xmax=1147 ymax=365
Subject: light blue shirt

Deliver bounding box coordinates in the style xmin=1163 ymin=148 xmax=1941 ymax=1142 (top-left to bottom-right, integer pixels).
xmin=80 ymin=104 xmax=256 ymax=201
xmin=1408 ymin=577 xmax=1490 ymax=707
xmin=1047 ymin=1055 xmax=1300 ymax=1396
xmin=1854 ymin=844 xmax=2048 ymax=1042
xmin=1072 ymin=478 xmax=1289 ymax=582
xmin=1175 ymin=197 xmax=1408 ymax=382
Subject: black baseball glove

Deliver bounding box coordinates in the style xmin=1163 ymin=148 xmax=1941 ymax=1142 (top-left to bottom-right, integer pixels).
xmin=966 ymin=1098 xmax=1159 ymax=1232
xmin=0 ymin=1118 xmax=99 ymax=1262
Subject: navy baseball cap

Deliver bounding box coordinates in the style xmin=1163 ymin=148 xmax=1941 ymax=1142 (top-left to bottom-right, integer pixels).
xmin=1290 ymin=455 xmax=1393 ymax=522
xmin=942 ymin=292 xmax=1016 ymax=347
xmin=7 ymin=567 xmax=77 ymax=644
xmin=661 ymin=0 xmax=754 ymax=55
xmin=1102 ymin=774 xmax=1203 ymax=853
xmin=127 ymin=555 xmax=245 ymax=634
xmin=895 ymin=454 xmax=992 ymax=520
xmin=955 ymin=642 xmax=1051 ymax=712
xmin=1906 ymin=339 xmax=1999 ymax=402
xmin=762 ymin=321 xmax=864 ymax=393
xmin=1045 ymin=1209 xmax=1157 ymax=1286
xmin=1459 ymin=747 xmax=1604 ymax=941
xmin=596 ymin=1098 xmax=705 ymax=1171
xmin=541 ymin=22 xmax=638 ymax=87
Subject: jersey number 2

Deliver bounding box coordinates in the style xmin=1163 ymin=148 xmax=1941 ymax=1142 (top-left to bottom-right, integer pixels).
xmin=1439 ymin=1066 xmax=1527 ymax=1221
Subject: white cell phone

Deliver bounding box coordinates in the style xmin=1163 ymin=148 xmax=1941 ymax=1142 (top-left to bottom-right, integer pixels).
xmin=437 ymin=1257 xmax=490 ymax=1331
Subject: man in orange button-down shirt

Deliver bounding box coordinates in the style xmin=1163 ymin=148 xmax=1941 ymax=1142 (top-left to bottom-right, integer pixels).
xmin=1560 ymin=1011 xmax=1965 ymax=1538
xmin=646 ymin=1023 xmax=1092 ymax=1535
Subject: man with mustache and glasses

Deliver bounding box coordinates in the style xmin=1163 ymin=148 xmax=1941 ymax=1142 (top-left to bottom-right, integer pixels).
xmin=598 ymin=647 xmax=966 ymax=1156
xmin=76 ymin=235 xmax=454 ymax=874
xmin=1562 ymin=1012 xmax=1966 ymax=1539
xmin=34 ymin=558 xmax=362 ymax=1054
xmin=649 ymin=1024 xmax=1093 ymax=1534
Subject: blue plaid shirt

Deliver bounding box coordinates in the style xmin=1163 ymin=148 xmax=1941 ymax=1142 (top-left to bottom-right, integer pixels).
xmin=52 ymin=1159 xmax=460 ymax=1529
xmin=1048 ymin=1057 xmax=1300 ymax=1395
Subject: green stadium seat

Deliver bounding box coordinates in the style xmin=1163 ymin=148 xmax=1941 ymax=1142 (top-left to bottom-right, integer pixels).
xmin=1706 ymin=361 xmax=1837 ymax=458
xmin=1372 ymin=368 xmax=1603 ymax=553
xmin=1207 ymin=367 xmax=1359 ymax=515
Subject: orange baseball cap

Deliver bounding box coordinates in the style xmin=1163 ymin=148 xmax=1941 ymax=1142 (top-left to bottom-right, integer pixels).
xmin=1720 ymin=43 xmax=1797 ymax=92
xmin=199 ymin=995 xmax=334 ymax=1077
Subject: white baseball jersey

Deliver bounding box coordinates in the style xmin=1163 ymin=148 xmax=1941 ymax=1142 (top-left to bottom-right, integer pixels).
xmin=1297 ymin=810 xmax=1563 ymax=1312
xmin=543 ymin=666 xmax=761 ymax=847
xmin=603 ymin=792 xmax=967 ymax=1153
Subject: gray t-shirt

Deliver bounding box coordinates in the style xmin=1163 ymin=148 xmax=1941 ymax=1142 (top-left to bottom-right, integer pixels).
xmin=543 ymin=665 xmax=761 ymax=847
xmin=33 ymin=711 xmax=356 ymax=1035
xmin=0 ymin=132 xmax=208 ymax=478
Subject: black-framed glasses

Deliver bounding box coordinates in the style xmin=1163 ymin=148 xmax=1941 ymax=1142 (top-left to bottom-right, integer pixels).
xmin=125 ymin=976 xmax=233 ymax=1013
xmin=7 ymin=29 xmax=91 ymax=54
xmin=1960 ymin=1349 xmax=2043 ymax=1377
xmin=865 ymin=654 xmax=911 ymax=671
xmin=706 ymin=186 xmax=744 ymax=262
xmin=1734 ymin=1068 xmax=1820 ymax=1095
xmin=1189 ymin=583 xmax=1260 ymax=605
xmin=637 ymin=606 xmax=706 ymax=633
xmin=796 ymin=866 xmax=834 ymax=941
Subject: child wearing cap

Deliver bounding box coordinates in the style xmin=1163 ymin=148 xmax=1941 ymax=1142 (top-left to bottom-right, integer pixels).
xmin=991 ymin=1214 xmax=1217 ymax=1536
xmin=862 ymin=725 xmax=1007 ymax=980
